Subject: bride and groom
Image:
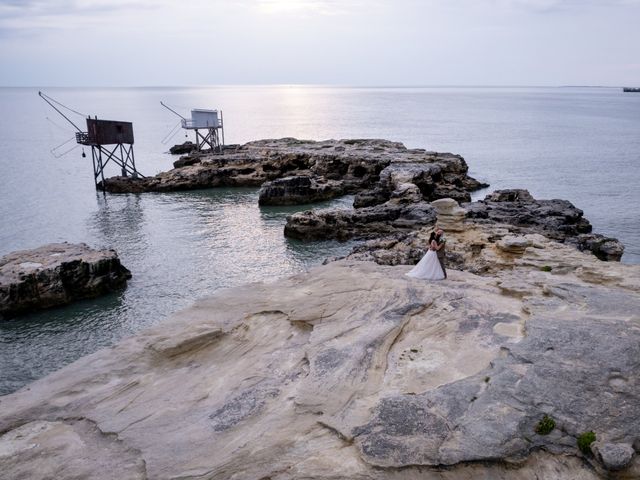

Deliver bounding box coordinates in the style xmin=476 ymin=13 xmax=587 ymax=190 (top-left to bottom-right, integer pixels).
xmin=406 ymin=228 xmax=447 ymax=281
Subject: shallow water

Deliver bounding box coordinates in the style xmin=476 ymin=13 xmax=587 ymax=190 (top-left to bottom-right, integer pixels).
xmin=1 ymin=86 xmax=639 ymax=395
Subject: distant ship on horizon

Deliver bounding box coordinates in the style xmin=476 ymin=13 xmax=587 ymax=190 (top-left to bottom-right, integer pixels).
xmin=623 ymin=87 xmax=640 ymax=92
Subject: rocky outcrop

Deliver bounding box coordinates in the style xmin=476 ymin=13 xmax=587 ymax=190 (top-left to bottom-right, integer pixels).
xmin=464 ymin=189 xmax=624 ymax=261
xmin=1 ymin=246 xmax=639 ymax=479
xmin=284 ymin=199 xmax=437 ymax=241
xmin=169 ymin=141 xmax=197 ymax=155
xmin=322 ymin=192 xmax=623 ymax=264
xmin=172 ymin=154 xmax=201 ymax=168
xmin=258 ymin=176 xmax=344 ymax=206
xmin=574 ymin=233 xmax=625 ymax=262
xmin=100 ymin=139 xmax=485 ymax=202
xmin=283 ymin=161 xmax=478 ymax=242
xmin=0 ymin=243 xmax=131 ymax=319
xmin=465 ymin=189 xmax=593 ymax=238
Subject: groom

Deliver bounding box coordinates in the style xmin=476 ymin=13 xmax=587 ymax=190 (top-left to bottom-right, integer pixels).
xmin=434 ymin=228 xmax=447 ymax=279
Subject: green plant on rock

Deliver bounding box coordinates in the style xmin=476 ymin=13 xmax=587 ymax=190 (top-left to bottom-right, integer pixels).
xmin=540 ymin=265 xmax=553 ymax=272
xmin=577 ymin=431 xmax=596 ymax=454
xmin=535 ymin=414 xmax=556 ymax=435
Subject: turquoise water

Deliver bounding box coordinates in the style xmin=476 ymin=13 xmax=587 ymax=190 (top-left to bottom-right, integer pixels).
xmin=1 ymin=86 xmax=639 ymax=395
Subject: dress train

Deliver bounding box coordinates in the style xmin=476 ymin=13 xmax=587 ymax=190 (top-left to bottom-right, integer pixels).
xmin=406 ymin=249 xmax=445 ymax=281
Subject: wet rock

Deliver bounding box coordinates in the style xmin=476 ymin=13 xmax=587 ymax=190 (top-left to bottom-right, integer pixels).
xmin=258 ymin=176 xmax=344 ymax=206
xmin=97 ymin=176 xmax=149 ymax=193
xmin=0 ymin=243 xmax=131 ymax=319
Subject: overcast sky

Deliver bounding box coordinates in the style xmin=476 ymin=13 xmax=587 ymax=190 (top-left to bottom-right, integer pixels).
xmin=0 ymin=0 xmax=638 ymax=86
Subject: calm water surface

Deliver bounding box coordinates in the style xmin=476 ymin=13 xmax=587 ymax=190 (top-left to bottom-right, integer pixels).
xmin=1 ymin=86 xmax=639 ymax=395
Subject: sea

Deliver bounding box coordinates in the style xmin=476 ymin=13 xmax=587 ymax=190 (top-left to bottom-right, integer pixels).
xmin=1 ymin=86 xmax=639 ymax=395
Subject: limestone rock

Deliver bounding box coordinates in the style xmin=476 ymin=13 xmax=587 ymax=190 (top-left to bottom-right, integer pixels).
xmin=100 ymin=138 xmax=485 ymax=202
xmin=1 ymin=256 xmax=638 ymax=479
xmin=591 ymin=442 xmax=635 ymax=471
xmin=258 ymin=175 xmax=344 ymax=206
xmin=0 ymin=243 xmax=131 ymax=319
xmin=497 ymin=235 xmax=532 ymax=254
xmin=431 ymin=198 xmax=467 ymax=232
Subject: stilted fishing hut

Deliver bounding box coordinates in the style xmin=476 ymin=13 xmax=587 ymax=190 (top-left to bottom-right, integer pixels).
xmin=161 ymin=102 xmax=225 ymax=152
xmin=39 ymin=91 xmax=145 ymax=189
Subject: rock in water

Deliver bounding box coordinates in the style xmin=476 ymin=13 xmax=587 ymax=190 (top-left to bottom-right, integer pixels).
xmin=100 ymin=138 xmax=485 ymax=201
xmin=1 ymin=250 xmax=639 ymax=478
xmin=0 ymin=243 xmax=131 ymax=318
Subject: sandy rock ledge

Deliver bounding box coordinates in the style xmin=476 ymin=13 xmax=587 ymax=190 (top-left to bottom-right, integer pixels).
xmin=1 ymin=243 xmax=638 ymax=479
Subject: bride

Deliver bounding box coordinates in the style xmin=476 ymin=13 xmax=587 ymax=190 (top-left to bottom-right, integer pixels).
xmin=406 ymin=232 xmax=445 ymax=281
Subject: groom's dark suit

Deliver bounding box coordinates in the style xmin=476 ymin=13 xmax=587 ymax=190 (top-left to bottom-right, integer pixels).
xmin=435 ymin=235 xmax=447 ymax=279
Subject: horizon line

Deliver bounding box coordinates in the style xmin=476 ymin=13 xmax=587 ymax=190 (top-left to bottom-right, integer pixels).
xmin=0 ymin=83 xmax=631 ymax=89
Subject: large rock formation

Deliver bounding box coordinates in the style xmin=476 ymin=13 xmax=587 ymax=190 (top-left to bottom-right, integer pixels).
xmin=298 ymin=191 xmax=624 ymax=263
xmin=99 ymin=139 xmax=486 ymax=204
xmin=0 ymin=243 xmax=131 ymax=319
xmin=1 ymin=245 xmax=638 ymax=479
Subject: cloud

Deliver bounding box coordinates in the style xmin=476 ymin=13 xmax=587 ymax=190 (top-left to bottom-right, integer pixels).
xmin=0 ymin=0 xmax=158 ymax=38
xmin=493 ymin=0 xmax=640 ymax=12
xmin=250 ymin=0 xmax=362 ymax=15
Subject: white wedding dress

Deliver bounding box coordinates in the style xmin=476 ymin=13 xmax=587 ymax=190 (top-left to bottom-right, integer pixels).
xmin=406 ymin=249 xmax=445 ymax=281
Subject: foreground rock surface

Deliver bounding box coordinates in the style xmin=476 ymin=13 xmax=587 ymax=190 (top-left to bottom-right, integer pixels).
xmin=0 ymin=243 xmax=131 ymax=319
xmin=1 ymin=244 xmax=638 ymax=478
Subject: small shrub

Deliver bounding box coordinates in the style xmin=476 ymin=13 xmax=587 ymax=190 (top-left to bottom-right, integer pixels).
xmin=577 ymin=431 xmax=596 ymax=454
xmin=540 ymin=265 xmax=553 ymax=272
xmin=484 ymin=376 xmax=490 ymax=383
xmin=535 ymin=414 xmax=555 ymax=435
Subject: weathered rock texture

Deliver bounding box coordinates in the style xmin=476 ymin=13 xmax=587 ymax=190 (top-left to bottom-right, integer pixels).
xmin=1 ymin=244 xmax=639 ymax=479
xmin=99 ymin=139 xmax=486 ymax=204
xmin=465 ymin=189 xmax=624 ymax=261
xmin=0 ymin=243 xmax=131 ymax=319
xmin=169 ymin=141 xmax=196 ymax=155
xmin=310 ymin=191 xmax=624 ymax=264
xmin=258 ymin=175 xmax=344 ymax=206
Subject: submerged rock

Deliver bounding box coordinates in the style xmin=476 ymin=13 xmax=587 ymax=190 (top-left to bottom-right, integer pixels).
xmin=0 ymin=243 xmax=131 ymax=319
xmin=1 ymin=249 xmax=638 ymax=478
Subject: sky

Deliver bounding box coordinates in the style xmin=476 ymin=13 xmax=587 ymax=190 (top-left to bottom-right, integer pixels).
xmin=0 ymin=0 xmax=639 ymax=86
